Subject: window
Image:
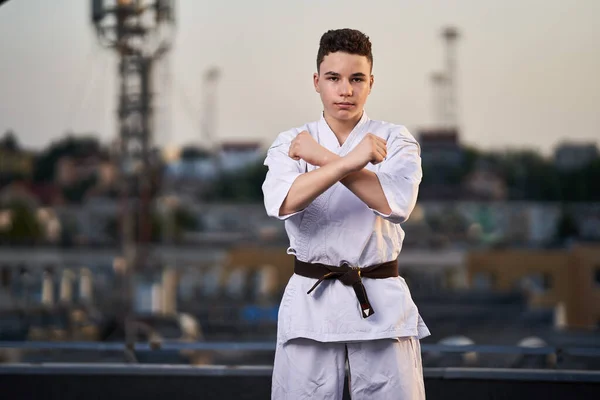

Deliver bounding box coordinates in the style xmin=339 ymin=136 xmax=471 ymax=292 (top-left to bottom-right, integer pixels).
xmin=520 ymin=272 xmax=552 ymax=294
xmin=473 ymin=272 xmax=495 ymax=290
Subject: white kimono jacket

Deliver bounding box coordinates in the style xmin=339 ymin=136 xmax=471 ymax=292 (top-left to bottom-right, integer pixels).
xmin=262 ymin=112 xmax=430 ymax=344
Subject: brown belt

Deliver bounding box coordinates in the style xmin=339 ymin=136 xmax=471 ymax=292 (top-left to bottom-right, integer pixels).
xmin=294 ymin=258 xmax=398 ymax=319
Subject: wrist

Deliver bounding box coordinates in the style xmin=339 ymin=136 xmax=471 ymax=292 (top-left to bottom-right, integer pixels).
xmin=339 ymin=154 xmax=363 ymax=174
xmin=319 ymin=150 xmax=339 ymax=167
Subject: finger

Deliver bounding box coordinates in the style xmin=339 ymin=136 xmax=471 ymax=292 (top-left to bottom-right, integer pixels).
xmin=371 ymin=155 xmax=384 ymax=165
xmin=375 ymin=141 xmax=387 ymax=155
xmin=375 ymin=135 xmax=386 ymax=145
xmin=375 ymin=146 xmax=387 ymax=160
xmin=369 ymin=134 xmax=385 ymax=145
xmin=374 ymin=138 xmax=386 ymax=149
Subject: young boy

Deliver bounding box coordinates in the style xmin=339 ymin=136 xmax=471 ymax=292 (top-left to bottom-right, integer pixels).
xmin=262 ymin=28 xmax=429 ymax=399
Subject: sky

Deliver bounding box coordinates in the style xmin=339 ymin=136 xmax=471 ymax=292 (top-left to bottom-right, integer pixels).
xmin=0 ymin=0 xmax=599 ymax=155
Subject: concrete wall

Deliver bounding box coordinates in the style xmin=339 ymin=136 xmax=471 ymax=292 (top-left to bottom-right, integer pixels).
xmin=1 ymin=365 xmax=599 ymax=400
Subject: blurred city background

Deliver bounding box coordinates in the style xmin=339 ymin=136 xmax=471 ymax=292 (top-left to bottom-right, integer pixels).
xmin=0 ymin=0 xmax=599 ymax=398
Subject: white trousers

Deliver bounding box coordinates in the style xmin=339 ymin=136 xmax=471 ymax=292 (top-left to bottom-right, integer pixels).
xmin=272 ymin=337 xmax=426 ymax=400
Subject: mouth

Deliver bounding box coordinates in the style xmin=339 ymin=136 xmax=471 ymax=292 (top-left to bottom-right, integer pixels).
xmin=335 ymin=102 xmax=355 ymax=109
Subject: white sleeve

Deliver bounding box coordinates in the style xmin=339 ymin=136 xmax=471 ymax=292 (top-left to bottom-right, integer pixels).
xmin=262 ymin=131 xmax=306 ymax=220
xmin=371 ymin=127 xmax=422 ymax=224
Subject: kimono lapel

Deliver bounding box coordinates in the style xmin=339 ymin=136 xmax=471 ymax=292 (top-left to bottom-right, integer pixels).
xmin=316 ymin=112 xmax=370 ymax=156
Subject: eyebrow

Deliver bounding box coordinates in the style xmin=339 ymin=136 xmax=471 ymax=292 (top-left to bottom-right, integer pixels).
xmin=323 ymin=71 xmax=368 ymax=77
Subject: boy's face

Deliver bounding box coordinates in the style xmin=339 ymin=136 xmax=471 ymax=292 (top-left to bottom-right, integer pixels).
xmin=314 ymin=51 xmax=373 ymax=123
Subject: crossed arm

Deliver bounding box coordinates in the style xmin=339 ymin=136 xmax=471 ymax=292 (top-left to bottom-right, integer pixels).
xmin=279 ymin=131 xmax=392 ymax=217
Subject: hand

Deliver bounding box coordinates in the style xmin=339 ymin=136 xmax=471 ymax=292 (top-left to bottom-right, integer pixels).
xmin=345 ymin=133 xmax=387 ymax=171
xmin=288 ymin=131 xmax=334 ymax=167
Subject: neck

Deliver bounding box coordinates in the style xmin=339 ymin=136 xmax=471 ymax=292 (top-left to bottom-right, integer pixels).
xmin=323 ymin=111 xmax=364 ymax=145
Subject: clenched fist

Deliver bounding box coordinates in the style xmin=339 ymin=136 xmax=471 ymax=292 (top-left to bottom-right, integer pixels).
xmin=346 ymin=133 xmax=387 ymax=171
xmin=288 ymin=131 xmax=333 ymax=167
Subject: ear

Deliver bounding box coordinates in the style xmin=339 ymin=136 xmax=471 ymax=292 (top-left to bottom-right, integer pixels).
xmin=313 ymin=72 xmax=320 ymax=93
xmin=369 ymin=75 xmax=374 ymax=93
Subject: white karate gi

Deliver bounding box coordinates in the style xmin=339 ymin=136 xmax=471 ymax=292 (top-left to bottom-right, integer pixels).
xmin=263 ymin=112 xmax=430 ymax=399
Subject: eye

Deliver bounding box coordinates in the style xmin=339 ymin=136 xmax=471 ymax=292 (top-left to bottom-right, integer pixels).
xmin=327 ymin=77 xmax=339 ymax=82
xmin=352 ymin=78 xmax=365 ymax=83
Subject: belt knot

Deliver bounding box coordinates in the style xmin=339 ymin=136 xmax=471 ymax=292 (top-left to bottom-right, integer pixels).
xmin=338 ymin=265 xmax=361 ymax=286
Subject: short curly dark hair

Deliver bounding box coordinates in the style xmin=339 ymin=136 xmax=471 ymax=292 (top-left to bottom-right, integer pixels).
xmin=316 ymin=29 xmax=373 ymax=73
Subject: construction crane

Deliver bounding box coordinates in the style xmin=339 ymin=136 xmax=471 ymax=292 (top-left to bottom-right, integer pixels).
xmin=431 ymin=26 xmax=460 ymax=130
xmin=91 ymin=0 xmax=175 ymax=355
xmin=201 ymin=66 xmax=222 ymax=176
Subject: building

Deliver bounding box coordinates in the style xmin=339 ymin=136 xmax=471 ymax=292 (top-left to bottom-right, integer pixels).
xmin=55 ymin=154 xmax=115 ymax=187
xmin=412 ymin=201 xmax=562 ymax=247
xmin=218 ymin=140 xmax=263 ymax=172
xmin=163 ymin=141 xmax=264 ymax=193
xmin=467 ymin=245 xmax=600 ymax=330
xmin=417 ymin=128 xmax=465 ymax=200
xmin=418 ymin=128 xmax=464 ymax=170
xmin=554 ymin=142 xmax=599 ymax=171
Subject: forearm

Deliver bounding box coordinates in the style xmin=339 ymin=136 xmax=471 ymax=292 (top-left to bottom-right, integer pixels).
xmin=340 ymin=168 xmax=392 ymax=215
xmin=319 ymin=153 xmax=391 ymax=215
xmin=279 ymin=157 xmax=355 ymax=216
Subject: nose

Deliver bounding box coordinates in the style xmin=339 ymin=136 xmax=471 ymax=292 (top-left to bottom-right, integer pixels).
xmin=339 ymin=79 xmax=352 ymax=97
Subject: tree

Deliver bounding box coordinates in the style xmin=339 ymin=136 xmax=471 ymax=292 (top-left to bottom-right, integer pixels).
xmin=33 ymin=135 xmax=101 ymax=182
xmin=488 ymin=149 xmax=561 ymax=201
xmin=583 ymin=159 xmax=600 ymax=201
xmin=207 ymin=159 xmax=267 ymax=202
xmin=0 ymin=130 xmax=19 ymax=152
xmin=555 ymin=208 xmax=579 ymax=242
xmin=0 ymin=200 xmax=43 ymax=245
xmin=62 ymin=174 xmax=98 ymax=203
